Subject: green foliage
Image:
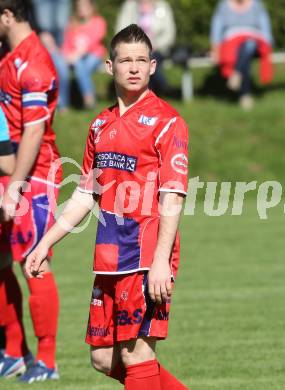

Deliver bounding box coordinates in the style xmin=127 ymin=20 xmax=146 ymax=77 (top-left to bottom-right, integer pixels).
xmin=264 ymin=0 xmax=285 ymax=49
xmin=93 ymin=0 xmax=284 ymax=54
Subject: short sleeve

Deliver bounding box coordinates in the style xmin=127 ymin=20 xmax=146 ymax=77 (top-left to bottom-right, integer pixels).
xmin=19 ymin=62 xmax=54 ymax=127
xmin=78 ymin=126 xmax=96 ymax=193
xmin=155 ymin=116 xmax=189 ymax=195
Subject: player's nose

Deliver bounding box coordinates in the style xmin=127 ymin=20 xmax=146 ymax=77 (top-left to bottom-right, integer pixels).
xmin=129 ymin=61 xmax=139 ymax=73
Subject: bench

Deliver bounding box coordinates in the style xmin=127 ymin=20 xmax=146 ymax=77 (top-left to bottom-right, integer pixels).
xmin=175 ymin=51 xmax=285 ymax=102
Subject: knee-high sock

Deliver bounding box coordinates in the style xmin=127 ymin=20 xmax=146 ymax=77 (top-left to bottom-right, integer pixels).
xmin=27 ymin=272 xmax=59 ymax=368
xmin=159 ymin=364 xmax=189 ymax=389
xmin=0 ymin=266 xmax=29 ymax=357
xmin=109 ymin=360 xmax=189 ymax=389
xmin=125 ymin=359 xmax=161 ymax=390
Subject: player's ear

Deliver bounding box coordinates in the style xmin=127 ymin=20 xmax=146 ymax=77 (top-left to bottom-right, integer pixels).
xmin=1 ymin=9 xmax=13 ymax=26
xmin=105 ymin=59 xmax=113 ymax=76
xmin=150 ymin=58 xmax=157 ymax=76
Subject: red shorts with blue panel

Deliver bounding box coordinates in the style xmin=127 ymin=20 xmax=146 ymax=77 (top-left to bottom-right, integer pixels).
xmin=0 ymin=176 xmax=59 ymax=262
xmin=85 ymin=271 xmax=172 ymax=347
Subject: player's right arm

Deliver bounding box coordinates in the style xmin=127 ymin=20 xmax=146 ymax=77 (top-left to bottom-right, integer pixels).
xmin=24 ymin=188 xmax=95 ymax=278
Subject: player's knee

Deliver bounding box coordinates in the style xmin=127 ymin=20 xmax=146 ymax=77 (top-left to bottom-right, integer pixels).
xmin=90 ymin=349 xmax=112 ymax=374
xmin=120 ymin=339 xmax=156 ymax=367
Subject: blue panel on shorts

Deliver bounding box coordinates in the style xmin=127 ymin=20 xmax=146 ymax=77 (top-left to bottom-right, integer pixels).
xmin=138 ymin=273 xmax=155 ymax=337
xmin=31 ymin=194 xmax=49 ymax=250
xmin=96 ymin=210 xmax=140 ymax=271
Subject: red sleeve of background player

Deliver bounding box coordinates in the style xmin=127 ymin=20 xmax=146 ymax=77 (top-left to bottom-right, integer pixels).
xmin=19 ymin=62 xmax=56 ymax=127
xmin=154 ymin=116 xmax=189 ymax=195
xmin=78 ymin=125 xmax=96 ymax=193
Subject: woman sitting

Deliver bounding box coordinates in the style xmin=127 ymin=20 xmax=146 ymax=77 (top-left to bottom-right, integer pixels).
xmin=42 ymin=0 xmax=107 ymax=111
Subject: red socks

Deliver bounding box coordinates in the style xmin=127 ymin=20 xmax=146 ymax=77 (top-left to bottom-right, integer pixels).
xmin=159 ymin=364 xmax=189 ymax=389
xmin=0 ymin=269 xmax=59 ymax=367
xmin=27 ymin=272 xmax=59 ymax=368
xmin=108 ymin=359 xmax=189 ymax=389
xmin=0 ymin=266 xmax=29 ymax=357
xmin=125 ymin=359 xmax=161 ymax=390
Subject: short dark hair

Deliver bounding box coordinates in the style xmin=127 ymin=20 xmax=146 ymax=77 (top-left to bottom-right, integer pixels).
xmin=110 ymin=24 xmax=152 ymax=61
xmin=0 ymin=0 xmax=29 ymax=22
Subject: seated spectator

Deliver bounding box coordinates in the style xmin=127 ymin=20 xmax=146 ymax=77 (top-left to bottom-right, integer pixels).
xmin=42 ymin=0 xmax=107 ymax=111
xmin=210 ymin=0 xmax=273 ymax=109
xmin=32 ymin=0 xmax=71 ymax=46
xmin=116 ymin=0 xmax=176 ymax=95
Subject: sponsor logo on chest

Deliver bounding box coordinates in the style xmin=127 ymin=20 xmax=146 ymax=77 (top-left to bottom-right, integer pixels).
xmin=95 ymin=152 xmax=137 ymax=172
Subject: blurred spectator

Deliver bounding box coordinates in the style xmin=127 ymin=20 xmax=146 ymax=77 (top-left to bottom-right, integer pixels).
xmin=31 ymin=0 xmax=70 ymax=46
xmin=116 ymin=0 xmax=176 ymax=95
xmin=42 ymin=0 xmax=107 ymax=111
xmin=210 ymin=0 xmax=273 ymax=109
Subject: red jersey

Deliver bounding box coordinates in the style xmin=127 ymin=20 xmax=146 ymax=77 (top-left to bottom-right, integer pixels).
xmin=0 ymin=31 xmax=62 ymax=184
xmin=79 ymin=91 xmax=189 ymax=275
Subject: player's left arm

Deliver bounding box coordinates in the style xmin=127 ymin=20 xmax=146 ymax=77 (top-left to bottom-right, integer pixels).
xmin=149 ymin=115 xmax=189 ymax=304
xmin=148 ymin=192 xmax=184 ymax=304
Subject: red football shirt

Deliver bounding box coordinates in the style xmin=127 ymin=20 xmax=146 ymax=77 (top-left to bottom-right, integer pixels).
xmin=79 ymin=91 xmax=189 ymax=275
xmin=0 ymin=31 xmax=62 ymax=185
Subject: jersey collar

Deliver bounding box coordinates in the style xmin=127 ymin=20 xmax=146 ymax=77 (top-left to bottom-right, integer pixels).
xmin=113 ymin=90 xmax=156 ymax=118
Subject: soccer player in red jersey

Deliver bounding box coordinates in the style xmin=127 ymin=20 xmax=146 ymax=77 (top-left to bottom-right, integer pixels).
xmin=0 ymin=0 xmax=61 ymax=382
xmin=25 ymin=24 xmax=189 ymax=389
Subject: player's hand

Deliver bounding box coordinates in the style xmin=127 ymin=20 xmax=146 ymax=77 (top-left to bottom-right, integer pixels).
xmin=24 ymin=242 xmax=49 ymax=279
xmin=148 ymin=259 xmax=172 ymax=305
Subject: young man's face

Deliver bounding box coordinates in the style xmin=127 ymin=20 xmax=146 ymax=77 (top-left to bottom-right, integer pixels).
xmin=106 ymin=41 xmax=156 ymax=96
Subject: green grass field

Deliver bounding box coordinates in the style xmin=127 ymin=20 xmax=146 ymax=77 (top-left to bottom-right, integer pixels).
xmin=1 ymin=64 xmax=285 ymax=389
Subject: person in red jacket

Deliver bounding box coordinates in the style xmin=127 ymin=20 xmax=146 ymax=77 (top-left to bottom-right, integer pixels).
xmin=210 ymin=0 xmax=273 ymax=109
xmin=42 ymin=0 xmax=107 ymax=111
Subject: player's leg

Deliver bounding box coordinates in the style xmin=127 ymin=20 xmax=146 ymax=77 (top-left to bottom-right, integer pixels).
xmin=120 ymin=337 xmax=161 ymax=389
xmin=22 ymin=260 xmax=59 ymax=370
xmin=0 ymin=229 xmax=31 ymax=378
xmin=120 ymin=338 xmax=189 ymax=389
xmin=86 ymin=274 xmax=128 ymax=382
xmin=16 ymin=180 xmax=60 ymax=382
xmin=90 ymin=345 xmax=115 ymax=373
xmin=90 ymin=343 xmax=126 ymax=383
xmin=115 ymin=271 xmax=188 ymax=389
